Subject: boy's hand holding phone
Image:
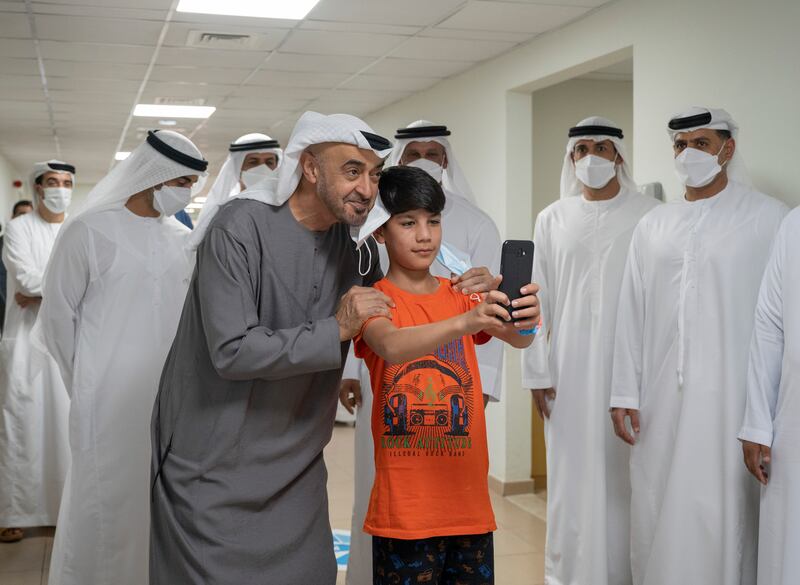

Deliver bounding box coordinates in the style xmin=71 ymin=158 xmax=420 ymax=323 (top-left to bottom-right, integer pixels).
xmin=506 ymin=283 xmax=540 ymax=330
xmin=474 ymin=284 xmax=540 ymax=349
xmin=463 ymin=290 xmax=515 ymax=334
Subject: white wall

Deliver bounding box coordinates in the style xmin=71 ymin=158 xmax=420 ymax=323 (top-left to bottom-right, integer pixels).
xmin=366 ymin=0 xmax=800 ymax=484
xmin=69 ymin=184 xmax=94 ymax=210
xmin=0 ymin=153 xmax=24 ymax=228
xmin=532 ymin=78 xmax=633 ymax=216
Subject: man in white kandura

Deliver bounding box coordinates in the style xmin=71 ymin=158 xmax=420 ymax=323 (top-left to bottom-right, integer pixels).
xmin=522 ymin=117 xmax=658 ymax=585
xmin=190 ymin=132 xmax=282 ymax=250
xmin=739 ymin=206 xmax=800 ymax=585
xmin=610 ymin=107 xmax=788 ymax=585
xmin=38 ymin=130 xmax=206 ymax=585
xmin=0 ymin=160 xmax=74 ymax=544
xmin=340 ymin=120 xmax=504 ymax=584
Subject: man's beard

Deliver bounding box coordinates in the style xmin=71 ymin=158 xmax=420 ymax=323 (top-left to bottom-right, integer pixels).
xmin=317 ymin=174 xmax=371 ymax=227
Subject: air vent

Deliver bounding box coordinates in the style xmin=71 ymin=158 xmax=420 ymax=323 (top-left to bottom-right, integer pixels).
xmin=186 ymin=30 xmax=264 ymax=50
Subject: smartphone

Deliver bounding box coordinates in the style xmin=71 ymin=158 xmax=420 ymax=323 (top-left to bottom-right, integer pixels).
xmin=498 ymin=240 xmax=534 ymax=321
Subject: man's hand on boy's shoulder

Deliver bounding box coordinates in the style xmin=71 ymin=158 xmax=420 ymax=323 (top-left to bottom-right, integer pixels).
xmin=336 ymin=286 xmax=395 ymax=342
xmin=451 ymin=266 xmax=501 ymax=295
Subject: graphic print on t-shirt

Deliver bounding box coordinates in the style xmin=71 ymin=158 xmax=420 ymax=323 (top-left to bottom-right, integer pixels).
xmin=381 ymin=337 xmax=474 ymax=456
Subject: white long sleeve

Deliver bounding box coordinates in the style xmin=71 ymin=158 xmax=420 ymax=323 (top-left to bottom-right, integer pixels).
xmin=521 ymin=214 xmax=552 ymax=389
xmin=38 ymin=221 xmax=92 ymax=394
xmin=342 ymin=345 xmax=363 ymax=382
xmin=2 ymin=216 xmax=46 ymax=296
xmin=468 ymin=215 xmax=505 ymax=401
xmin=609 ymin=228 xmax=645 ymax=410
xmin=738 ymin=221 xmax=786 ymax=447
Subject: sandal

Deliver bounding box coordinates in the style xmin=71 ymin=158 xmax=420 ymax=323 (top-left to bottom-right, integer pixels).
xmin=0 ymin=527 xmax=23 ymax=543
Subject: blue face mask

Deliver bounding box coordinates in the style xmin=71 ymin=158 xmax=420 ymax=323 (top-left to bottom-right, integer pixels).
xmin=435 ymin=242 xmax=472 ymax=276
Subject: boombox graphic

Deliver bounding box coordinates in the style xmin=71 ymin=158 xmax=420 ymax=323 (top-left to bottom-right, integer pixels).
xmin=382 ymin=357 xmax=471 ymax=437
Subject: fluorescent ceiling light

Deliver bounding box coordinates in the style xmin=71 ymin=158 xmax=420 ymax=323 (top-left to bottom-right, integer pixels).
xmin=176 ymin=0 xmax=321 ymax=20
xmin=187 ymin=203 xmax=204 ymax=210
xmin=193 ymin=196 xmax=208 ymax=203
xmin=133 ymin=104 xmax=216 ymax=119
xmin=159 ymin=120 xmax=177 ymax=126
xmin=115 ymin=151 xmax=131 ymax=160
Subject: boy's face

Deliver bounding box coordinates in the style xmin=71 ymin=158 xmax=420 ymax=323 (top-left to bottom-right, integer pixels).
xmin=375 ymin=208 xmax=442 ymax=272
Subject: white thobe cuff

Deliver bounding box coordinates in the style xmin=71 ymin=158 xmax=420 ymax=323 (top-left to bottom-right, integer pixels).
xmin=522 ymin=375 xmax=553 ymax=390
xmin=737 ymin=426 xmax=773 ymax=447
xmin=609 ymin=395 xmax=640 ymax=410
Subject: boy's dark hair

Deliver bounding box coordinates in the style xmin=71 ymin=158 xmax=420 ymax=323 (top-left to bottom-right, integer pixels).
xmin=378 ymin=166 xmax=445 ymax=216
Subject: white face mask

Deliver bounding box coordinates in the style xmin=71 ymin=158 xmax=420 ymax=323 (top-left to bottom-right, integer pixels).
xmin=241 ymin=164 xmax=278 ymax=189
xmin=406 ymin=158 xmax=444 ymax=183
xmin=41 ymin=187 xmax=72 ymax=214
xmin=574 ymin=155 xmax=617 ymax=189
xmin=674 ymin=142 xmax=728 ymax=188
xmin=153 ymin=184 xmax=192 ymax=217
xmin=353 ymin=196 xmax=390 ymax=250
xmin=350 ymin=196 xmax=391 ymax=277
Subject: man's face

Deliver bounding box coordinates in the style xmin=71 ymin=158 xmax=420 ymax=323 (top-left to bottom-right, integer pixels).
xmin=36 ymin=171 xmax=73 ymax=197
xmin=400 ymin=141 xmax=448 ymax=168
xmin=241 ymin=152 xmax=279 ymax=172
xmin=13 ymin=204 xmax=32 ymax=218
xmin=673 ymin=129 xmax=733 ymax=163
xmin=303 ymin=143 xmax=384 ymax=227
xmin=571 ymin=139 xmax=619 ymax=163
xmin=375 ymin=209 xmax=442 ymax=272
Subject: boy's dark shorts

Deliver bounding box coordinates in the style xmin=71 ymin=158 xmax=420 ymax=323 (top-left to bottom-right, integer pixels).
xmin=372 ymin=532 xmax=494 ymax=585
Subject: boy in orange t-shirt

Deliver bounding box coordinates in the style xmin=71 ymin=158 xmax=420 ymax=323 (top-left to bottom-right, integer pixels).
xmin=354 ymin=166 xmax=539 ymax=584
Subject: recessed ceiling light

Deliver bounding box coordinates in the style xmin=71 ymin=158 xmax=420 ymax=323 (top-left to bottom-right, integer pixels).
xmin=193 ymin=196 xmax=208 ymax=203
xmin=133 ymin=104 xmax=216 ymax=119
xmin=176 ymin=0 xmax=321 ymax=20
xmin=187 ymin=203 xmax=204 ymax=210
xmin=115 ymin=151 xmax=131 ymax=160
xmin=159 ymin=120 xmax=178 ymax=126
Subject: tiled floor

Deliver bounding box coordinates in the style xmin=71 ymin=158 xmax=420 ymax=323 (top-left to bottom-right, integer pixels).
xmin=1 ymin=424 xmax=546 ymax=584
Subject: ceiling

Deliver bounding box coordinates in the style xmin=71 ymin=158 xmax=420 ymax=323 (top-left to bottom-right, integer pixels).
xmin=0 ymin=0 xmax=612 ymax=198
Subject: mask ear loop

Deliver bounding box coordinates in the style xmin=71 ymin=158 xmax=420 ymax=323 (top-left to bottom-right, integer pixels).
xmin=717 ymin=140 xmax=731 ymax=168
xmin=357 ymin=235 xmax=375 ymax=277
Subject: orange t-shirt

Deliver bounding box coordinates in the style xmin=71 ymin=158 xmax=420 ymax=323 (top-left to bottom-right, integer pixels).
xmin=354 ymin=277 xmax=497 ymax=539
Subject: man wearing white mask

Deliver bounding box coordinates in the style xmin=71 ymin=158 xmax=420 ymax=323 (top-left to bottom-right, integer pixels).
xmin=0 ymin=161 xmax=73 ymax=543
xmin=38 ymin=130 xmax=205 ymax=585
xmin=522 ymin=117 xmax=657 ymax=585
xmin=190 ymin=133 xmax=281 ymax=250
xmin=610 ymin=107 xmax=788 ymax=585
xmin=236 ymin=135 xmax=281 ymax=189
xmin=339 ymin=120 xmax=504 ymax=585
xmin=738 ymin=208 xmax=800 ymax=585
